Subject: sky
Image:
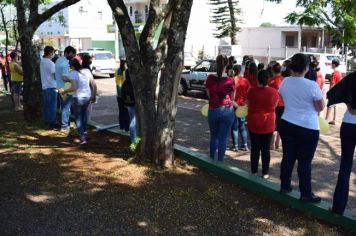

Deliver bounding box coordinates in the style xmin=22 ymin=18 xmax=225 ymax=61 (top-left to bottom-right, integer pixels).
xmin=185 ymin=0 xmax=302 ymax=56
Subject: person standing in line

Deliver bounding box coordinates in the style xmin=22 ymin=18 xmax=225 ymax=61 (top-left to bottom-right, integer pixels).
xmin=81 ymin=54 xmax=97 ymax=122
xmin=257 ymin=63 xmax=265 ymax=72
xmin=325 ymin=59 xmax=342 ymax=125
xmin=205 ymin=55 xmax=235 ymax=162
xmin=226 ymin=56 xmax=236 ymax=76
xmin=315 ymin=65 xmax=325 ymax=91
xmin=246 ymin=70 xmax=279 ymax=179
xmin=60 ymin=58 xmax=91 ymax=145
xmin=55 ymin=46 xmax=76 ymax=132
xmin=231 ymin=64 xmax=250 ymax=152
xmin=246 ymin=62 xmax=258 ymax=88
xmin=9 ymin=51 xmax=23 ymax=111
xmin=40 ymin=46 xmax=58 ymax=128
xmin=268 ymin=62 xmax=284 ymax=150
xmin=115 ymin=60 xmax=129 ymax=131
xmin=279 ymin=53 xmax=325 ymax=203
xmin=331 ymin=72 xmax=356 ymax=215
xmin=121 ymin=69 xmax=140 ymax=151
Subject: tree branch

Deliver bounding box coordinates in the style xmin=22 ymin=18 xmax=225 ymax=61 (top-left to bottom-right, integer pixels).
xmin=320 ymin=10 xmax=341 ymax=28
xmin=29 ymin=0 xmax=39 ymax=21
xmin=28 ymin=0 xmax=80 ymax=28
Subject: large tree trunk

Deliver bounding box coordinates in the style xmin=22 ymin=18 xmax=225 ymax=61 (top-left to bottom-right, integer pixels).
xmin=228 ymin=0 xmax=238 ymax=45
xmin=108 ymin=0 xmax=193 ymax=167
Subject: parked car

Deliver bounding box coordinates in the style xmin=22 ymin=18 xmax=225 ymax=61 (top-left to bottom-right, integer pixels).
xmin=278 ymin=52 xmax=347 ymax=81
xmin=184 ymin=52 xmax=197 ymax=69
xmin=79 ymin=51 xmax=117 ymax=77
xmin=179 ymin=59 xmax=216 ymax=95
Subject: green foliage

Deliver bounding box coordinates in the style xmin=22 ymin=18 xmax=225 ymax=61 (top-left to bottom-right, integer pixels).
xmin=268 ymin=0 xmax=356 ymax=45
xmin=260 ymin=22 xmax=275 ymax=27
xmin=208 ymin=0 xmax=243 ymax=44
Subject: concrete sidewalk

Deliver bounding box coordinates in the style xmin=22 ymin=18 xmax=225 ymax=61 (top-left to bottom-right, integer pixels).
xmin=90 ymin=78 xmax=355 ymax=212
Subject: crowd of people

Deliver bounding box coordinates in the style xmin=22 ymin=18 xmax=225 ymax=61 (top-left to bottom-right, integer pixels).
xmin=206 ymin=53 xmax=355 ymax=214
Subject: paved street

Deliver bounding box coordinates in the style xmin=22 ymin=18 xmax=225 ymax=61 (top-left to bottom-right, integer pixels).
xmin=90 ymin=77 xmax=356 ymax=212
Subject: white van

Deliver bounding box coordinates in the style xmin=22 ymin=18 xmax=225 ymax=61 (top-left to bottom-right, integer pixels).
xmin=278 ymin=53 xmax=347 ymax=80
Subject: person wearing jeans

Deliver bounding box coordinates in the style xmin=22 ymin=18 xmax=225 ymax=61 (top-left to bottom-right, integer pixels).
xmin=73 ymin=97 xmax=91 ymax=141
xmin=246 ymin=70 xmax=279 ymax=178
xmin=206 ymin=55 xmax=235 ymax=162
xmin=231 ymin=64 xmax=250 ymax=151
xmin=40 ymin=46 xmax=58 ymax=127
xmin=278 ymin=53 xmax=325 ymax=203
xmin=127 ymin=106 xmax=136 ymax=144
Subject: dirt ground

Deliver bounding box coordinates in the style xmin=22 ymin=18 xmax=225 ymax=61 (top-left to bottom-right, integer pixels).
xmin=0 ymin=94 xmax=353 ymax=235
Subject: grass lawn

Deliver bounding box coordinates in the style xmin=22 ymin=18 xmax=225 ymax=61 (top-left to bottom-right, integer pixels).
xmin=0 ymin=94 xmax=351 ymax=235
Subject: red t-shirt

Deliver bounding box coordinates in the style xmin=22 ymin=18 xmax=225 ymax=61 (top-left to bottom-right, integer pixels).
xmin=234 ymin=76 xmax=250 ymax=106
xmin=316 ymin=71 xmax=324 ymax=90
xmin=330 ymin=69 xmax=342 ymax=86
xmin=246 ymin=73 xmax=258 ymax=88
xmin=206 ymin=74 xmax=234 ymax=109
xmin=247 ymin=87 xmax=279 ymax=134
xmin=268 ymin=75 xmax=284 ymax=107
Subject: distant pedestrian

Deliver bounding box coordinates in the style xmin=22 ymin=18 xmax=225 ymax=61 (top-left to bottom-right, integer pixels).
xmin=206 ymin=55 xmax=235 ymax=161
xmin=246 ymin=62 xmax=258 ymax=88
xmin=55 ymin=46 xmax=77 ymax=132
xmin=9 ymin=51 xmax=23 ymax=111
xmin=40 ymin=46 xmax=58 ymax=128
xmin=231 ymin=64 xmax=250 ymax=152
xmin=81 ymin=54 xmax=97 ymax=122
xmin=247 ymin=70 xmax=279 ymax=179
xmin=325 ymin=59 xmax=342 ymax=125
xmin=115 ymin=60 xmax=129 ymax=131
xmin=281 ymin=59 xmax=291 ymax=78
xmin=279 ymin=53 xmax=325 ymax=203
xmin=60 ymin=58 xmax=91 ymax=145
xmin=331 ymin=72 xmax=356 ymax=215
xmin=121 ymin=69 xmax=139 ymax=151
xmin=226 ymin=56 xmax=236 ymax=76
xmin=268 ymin=62 xmax=284 ymax=150
xmin=315 ymin=65 xmax=324 ymax=91
xmin=257 ymin=62 xmax=264 ymax=72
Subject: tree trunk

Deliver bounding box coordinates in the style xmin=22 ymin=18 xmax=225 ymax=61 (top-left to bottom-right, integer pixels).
xmin=19 ymin=31 xmax=42 ymax=121
xmin=227 ymin=0 xmax=238 ymax=45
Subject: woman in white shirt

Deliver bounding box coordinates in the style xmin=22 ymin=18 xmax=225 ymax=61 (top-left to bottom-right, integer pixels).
xmin=60 ymin=58 xmax=92 ymax=145
xmin=278 ymin=53 xmax=325 ymax=203
xmin=332 ymin=72 xmax=356 ymax=215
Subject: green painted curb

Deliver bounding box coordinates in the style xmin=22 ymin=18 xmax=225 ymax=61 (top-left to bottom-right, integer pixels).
xmin=174 ymin=144 xmax=356 ymax=232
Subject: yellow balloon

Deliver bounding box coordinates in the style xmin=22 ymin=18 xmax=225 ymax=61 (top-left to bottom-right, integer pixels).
xmin=64 ymin=82 xmax=74 ymax=95
xmin=236 ymin=105 xmax=248 ymax=118
xmin=201 ymin=104 xmax=209 ymax=117
xmin=319 ymin=116 xmax=329 ymax=134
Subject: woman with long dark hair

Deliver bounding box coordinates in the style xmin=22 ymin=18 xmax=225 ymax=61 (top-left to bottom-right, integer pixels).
xmin=81 ymin=54 xmax=97 ymax=122
xmin=279 ymin=53 xmax=325 ymax=202
xmin=205 ymin=55 xmax=235 ymax=161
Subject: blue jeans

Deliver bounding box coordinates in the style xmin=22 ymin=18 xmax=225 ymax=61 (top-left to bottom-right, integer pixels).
xmin=279 ymin=119 xmax=319 ymax=198
xmin=127 ymin=106 xmax=136 ymax=143
xmin=208 ymin=106 xmax=235 ymax=161
xmin=42 ymin=88 xmax=58 ymax=125
xmin=73 ymin=97 xmax=91 ymax=140
xmin=332 ymin=122 xmax=356 ymax=214
xmin=231 ymin=116 xmax=248 ymax=148
xmin=61 ymin=95 xmax=73 ymax=129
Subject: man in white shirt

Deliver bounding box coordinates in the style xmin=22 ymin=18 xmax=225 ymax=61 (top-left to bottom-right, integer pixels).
xmin=40 ymin=46 xmax=58 ymax=128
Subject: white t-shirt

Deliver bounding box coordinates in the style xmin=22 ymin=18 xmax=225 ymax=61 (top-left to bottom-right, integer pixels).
xmin=40 ymin=58 xmax=56 ymax=89
xmin=279 ymin=76 xmax=324 ymax=130
xmin=68 ymin=70 xmax=91 ymax=98
xmin=343 ymin=110 xmax=356 ymax=124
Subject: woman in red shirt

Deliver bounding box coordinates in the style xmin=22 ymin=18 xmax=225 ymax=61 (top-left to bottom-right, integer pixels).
xmin=246 ymin=62 xmax=258 ymax=88
xmin=206 ymin=55 xmax=235 ymax=161
xmin=231 ymin=64 xmax=250 ymax=151
xmin=247 ymin=70 xmax=279 ymax=178
xmin=268 ymin=63 xmax=284 ymax=150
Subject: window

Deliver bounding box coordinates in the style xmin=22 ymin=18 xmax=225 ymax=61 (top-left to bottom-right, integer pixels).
xmin=194 ymin=61 xmax=212 ymax=72
xmin=129 ymin=6 xmax=133 ymax=16
xmin=311 ymin=36 xmax=317 ymax=47
xmin=285 ymin=35 xmax=295 ymax=47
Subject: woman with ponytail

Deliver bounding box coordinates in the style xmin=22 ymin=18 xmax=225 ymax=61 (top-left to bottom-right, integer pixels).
xmin=246 ymin=70 xmax=279 ymax=179
xmin=205 ymin=55 xmax=235 ymax=161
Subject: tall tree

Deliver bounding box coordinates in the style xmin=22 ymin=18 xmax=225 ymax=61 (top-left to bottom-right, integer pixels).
xmin=267 ymin=0 xmax=356 ymax=45
xmin=107 ymin=0 xmax=193 ymax=166
xmin=208 ymin=0 xmax=242 ymax=45
xmin=14 ymin=0 xmax=80 ymax=121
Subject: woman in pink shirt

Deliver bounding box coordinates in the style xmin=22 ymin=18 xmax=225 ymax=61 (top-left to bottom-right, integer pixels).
xmin=205 ymin=55 xmax=235 ymax=161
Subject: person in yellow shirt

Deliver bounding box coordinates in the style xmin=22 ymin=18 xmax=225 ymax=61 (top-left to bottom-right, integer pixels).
xmin=9 ymin=51 xmax=23 ymax=111
xmin=115 ymin=60 xmax=129 ymax=131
